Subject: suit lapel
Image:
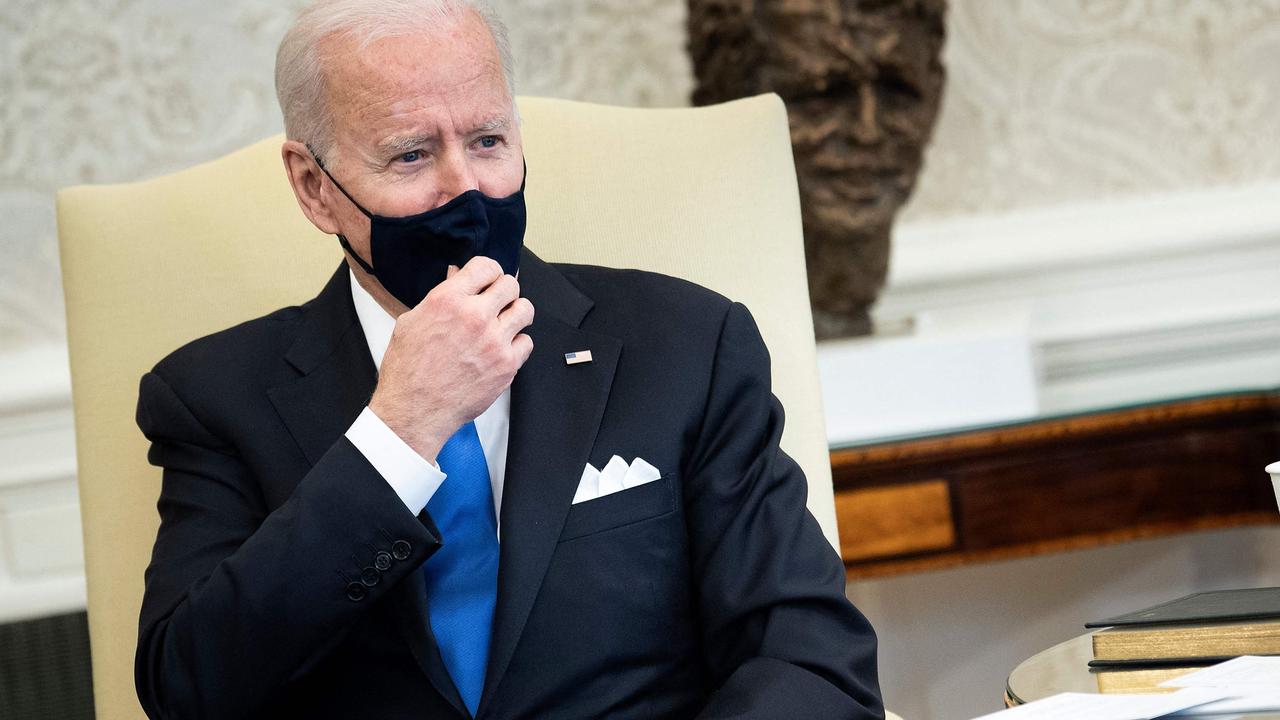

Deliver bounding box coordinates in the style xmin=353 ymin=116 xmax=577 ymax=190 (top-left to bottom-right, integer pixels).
xmin=265 ymin=263 xmax=469 ymax=717
xmin=266 ymin=264 xmax=375 ymax=467
xmin=478 ymin=252 xmax=621 ymax=716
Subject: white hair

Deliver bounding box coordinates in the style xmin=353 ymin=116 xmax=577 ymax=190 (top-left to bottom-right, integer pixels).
xmin=275 ymin=0 xmax=516 ymax=165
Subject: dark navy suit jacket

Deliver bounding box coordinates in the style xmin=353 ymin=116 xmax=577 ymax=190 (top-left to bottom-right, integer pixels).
xmin=134 ymin=249 xmax=883 ymax=719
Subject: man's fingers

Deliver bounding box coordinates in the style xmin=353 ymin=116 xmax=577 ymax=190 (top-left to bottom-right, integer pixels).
xmin=497 ymin=297 xmax=535 ymax=337
xmin=450 ymin=256 xmax=504 ymax=294
xmin=511 ymin=332 xmax=534 ymax=366
xmin=479 ymin=273 xmax=521 ymax=316
xmin=447 ymin=264 xmax=459 ymax=279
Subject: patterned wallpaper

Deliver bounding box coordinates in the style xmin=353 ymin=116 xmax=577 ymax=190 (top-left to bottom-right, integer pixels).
xmin=0 ymin=0 xmax=694 ymax=350
xmin=901 ymin=0 xmax=1280 ymax=221
xmin=6 ymin=0 xmax=1280 ymax=348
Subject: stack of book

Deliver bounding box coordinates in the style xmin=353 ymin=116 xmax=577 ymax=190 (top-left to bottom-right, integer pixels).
xmin=1086 ymin=587 xmax=1280 ymax=693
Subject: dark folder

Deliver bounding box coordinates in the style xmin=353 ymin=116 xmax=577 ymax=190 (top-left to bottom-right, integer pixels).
xmin=1086 ymin=587 xmax=1280 ymax=629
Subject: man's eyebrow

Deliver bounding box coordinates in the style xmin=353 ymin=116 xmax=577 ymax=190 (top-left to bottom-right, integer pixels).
xmin=379 ymin=133 xmax=438 ymax=155
xmin=377 ymin=117 xmax=510 ymax=156
xmin=472 ymin=116 xmax=511 ymax=134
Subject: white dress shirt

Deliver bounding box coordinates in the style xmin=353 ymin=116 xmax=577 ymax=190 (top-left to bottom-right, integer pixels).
xmin=343 ymin=270 xmax=510 ymax=521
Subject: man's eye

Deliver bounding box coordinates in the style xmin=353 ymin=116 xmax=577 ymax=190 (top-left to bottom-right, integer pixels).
xmin=477 ymin=136 xmax=499 ymax=149
xmin=398 ymin=150 xmax=422 ymax=163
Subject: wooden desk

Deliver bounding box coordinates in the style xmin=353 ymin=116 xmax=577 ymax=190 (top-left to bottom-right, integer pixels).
xmin=831 ymin=391 xmax=1280 ymax=580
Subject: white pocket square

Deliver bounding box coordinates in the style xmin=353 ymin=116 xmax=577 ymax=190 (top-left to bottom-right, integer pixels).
xmin=572 ymin=456 xmax=660 ymax=504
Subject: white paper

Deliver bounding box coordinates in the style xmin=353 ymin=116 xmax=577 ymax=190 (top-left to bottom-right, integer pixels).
xmin=1160 ymin=656 xmax=1280 ymax=715
xmin=1162 ymin=656 xmax=1280 ymax=689
xmin=969 ymin=688 xmax=1230 ymax=720
xmin=1163 ymin=692 xmax=1280 ymax=716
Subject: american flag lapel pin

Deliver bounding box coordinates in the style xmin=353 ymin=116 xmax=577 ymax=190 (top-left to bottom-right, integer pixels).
xmin=564 ymin=350 xmax=593 ymax=366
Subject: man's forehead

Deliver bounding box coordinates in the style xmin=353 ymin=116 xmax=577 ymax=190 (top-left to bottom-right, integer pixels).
xmin=323 ymin=22 xmax=501 ymax=96
xmin=320 ymin=20 xmax=511 ymax=143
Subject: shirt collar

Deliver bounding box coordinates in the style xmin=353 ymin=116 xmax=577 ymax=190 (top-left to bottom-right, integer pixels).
xmin=348 ymin=268 xmax=395 ymax=371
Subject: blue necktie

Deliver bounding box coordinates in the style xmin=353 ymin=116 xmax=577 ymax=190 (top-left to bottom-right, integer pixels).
xmin=423 ymin=421 xmax=499 ymax=716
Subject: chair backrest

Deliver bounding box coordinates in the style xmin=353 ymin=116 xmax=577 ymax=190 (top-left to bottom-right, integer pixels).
xmin=57 ymin=93 xmax=835 ymax=720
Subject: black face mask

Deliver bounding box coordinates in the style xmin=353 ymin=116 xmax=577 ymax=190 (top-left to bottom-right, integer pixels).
xmin=314 ymin=153 xmax=526 ymax=309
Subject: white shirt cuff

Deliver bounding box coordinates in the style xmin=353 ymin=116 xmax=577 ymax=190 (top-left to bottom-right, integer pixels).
xmin=345 ymin=406 xmax=445 ymax=516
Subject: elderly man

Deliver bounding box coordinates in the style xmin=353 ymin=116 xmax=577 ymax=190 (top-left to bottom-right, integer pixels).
xmin=133 ymin=0 xmax=882 ymax=718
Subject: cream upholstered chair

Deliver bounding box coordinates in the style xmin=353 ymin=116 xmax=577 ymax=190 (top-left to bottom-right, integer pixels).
xmin=59 ymin=94 xmax=892 ymax=719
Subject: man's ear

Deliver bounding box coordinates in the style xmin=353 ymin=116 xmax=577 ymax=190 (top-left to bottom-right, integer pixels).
xmin=281 ymin=140 xmax=341 ymax=235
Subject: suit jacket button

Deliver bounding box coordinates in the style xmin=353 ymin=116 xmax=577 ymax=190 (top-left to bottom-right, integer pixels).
xmin=360 ymin=567 xmax=381 ymax=587
xmin=346 ymin=582 xmax=367 ymax=602
xmin=391 ymin=540 xmax=412 ymax=560
xmin=374 ymin=551 xmax=393 ymax=571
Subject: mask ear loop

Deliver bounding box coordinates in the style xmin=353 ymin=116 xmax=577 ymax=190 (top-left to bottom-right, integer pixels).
xmin=307 ymin=145 xmax=379 ymax=276
xmin=336 ymin=235 xmax=378 ymax=276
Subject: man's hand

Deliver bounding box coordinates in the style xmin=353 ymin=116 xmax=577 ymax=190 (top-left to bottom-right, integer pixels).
xmin=369 ymin=256 xmax=534 ymax=462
